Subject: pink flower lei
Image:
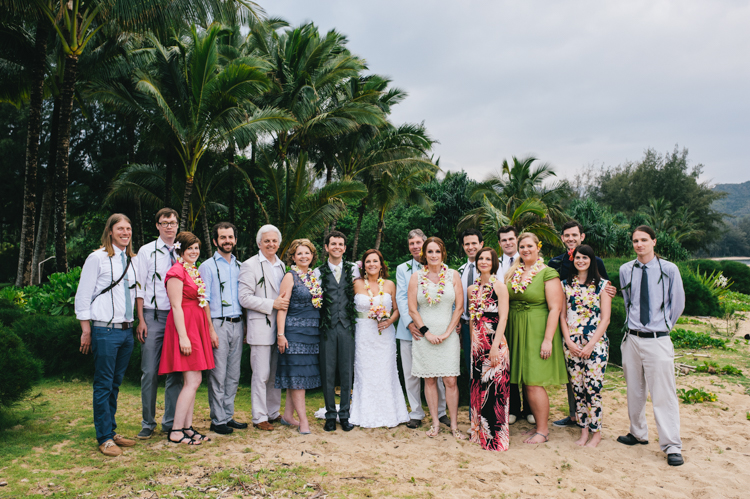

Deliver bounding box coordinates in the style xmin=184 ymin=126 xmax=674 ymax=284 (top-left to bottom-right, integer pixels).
xmin=292 ymin=265 xmax=323 ymax=308
xmin=419 ymin=263 xmax=448 ymax=305
xmin=179 ymin=257 xmax=208 ymax=307
xmin=469 ymin=275 xmax=496 ymax=321
xmin=510 ymin=258 xmax=545 ymax=294
xmin=569 ymin=275 xmax=599 ymax=312
xmin=364 ymin=277 xmax=391 ymax=324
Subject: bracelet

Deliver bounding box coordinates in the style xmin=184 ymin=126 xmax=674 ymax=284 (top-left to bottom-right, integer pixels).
xmin=277 ymin=333 xmax=285 ymax=337
xmin=419 ymin=325 xmax=429 ymax=335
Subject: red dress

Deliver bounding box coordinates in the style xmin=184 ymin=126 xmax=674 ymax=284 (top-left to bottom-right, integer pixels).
xmin=158 ymin=262 xmax=215 ymax=374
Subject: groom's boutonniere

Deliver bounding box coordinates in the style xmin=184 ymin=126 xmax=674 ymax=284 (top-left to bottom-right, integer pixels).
xmin=406 ymin=263 xmax=413 ymax=272
xmin=258 ymin=276 xmax=265 ymax=287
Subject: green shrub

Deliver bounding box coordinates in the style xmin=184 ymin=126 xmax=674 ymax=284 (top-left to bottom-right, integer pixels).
xmin=670 ymin=328 xmax=727 ymax=349
xmin=678 ymin=265 xmax=723 ymax=316
xmin=0 ymin=307 xmax=25 ymax=327
xmin=23 ymin=267 xmax=81 ymax=316
xmin=719 ymin=261 xmax=750 ymax=295
xmin=607 ymin=295 xmax=626 ymax=366
xmin=602 ymin=257 xmax=633 ymax=290
xmin=677 ymin=387 xmax=716 ymax=404
xmin=11 ymin=315 xmax=95 ymax=377
xmin=0 ymin=326 xmax=42 ymax=408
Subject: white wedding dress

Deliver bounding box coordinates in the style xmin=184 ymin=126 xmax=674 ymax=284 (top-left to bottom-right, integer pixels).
xmin=349 ymin=293 xmax=409 ymax=428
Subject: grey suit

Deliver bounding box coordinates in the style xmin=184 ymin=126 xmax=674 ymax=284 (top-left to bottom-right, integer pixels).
xmin=319 ymin=266 xmax=355 ymax=421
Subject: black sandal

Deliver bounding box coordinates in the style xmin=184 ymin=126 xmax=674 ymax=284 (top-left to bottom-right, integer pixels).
xmin=185 ymin=426 xmax=211 ymax=443
xmin=168 ymin=428 xmax=201 ymax=445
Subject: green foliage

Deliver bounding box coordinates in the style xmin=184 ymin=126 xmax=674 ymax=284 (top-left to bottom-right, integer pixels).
xmin=717 ymin=261 xmax=750 ymax=295
xmin=0 ymin=326 xmax=42 ymax=408
xmin=670 ymin=328 xmax=727 ymax=349
xmin=11 ymin=315 xmax=94 ymax=377
xmin=654 ymin=231 xmax=690 ymax=262
xmin=0 ymin=307 xmax=25 ymax=327
xmin=565 ymin=198 xmax=632 ymax=257
xmin=688 ymin=266 xmax=733 ymax=298
xmin=721 ymin=291 xmax=750 ymax=312
xmin=695 ymin=361 xmax=742 ymax=375
xmin=677 ymin=265 xmax=723 ymax=316
xmin=677 ymin=387 xmax=717 ymax=404
xmin=676 ymin=317 xmax=706 ymax=325
xmin=0 ymin=286 xmax=27 ymax=308
xmin=22 ymin=268 xmax=81 ymax=316
xmin=608 ymin=295 xmax=626 ymax=366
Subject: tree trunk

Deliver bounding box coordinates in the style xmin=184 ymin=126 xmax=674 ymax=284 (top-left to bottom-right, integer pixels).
xmin=32 ymin=96 xmax=60 ymax=285
xmin=325 ymin=162 xmax=332 ymax=185
xmin=126 ymin=123 xmax=143 ymax=250
xmin=228 ymin=168 xmax=235 ymax=224
xmin=374 ymin=218 xmax=385 ymax=250
xmin=54 ymin=55 xmax=79 ymax=274
xmin=351 ymin=200 xmax=366 ymax=260
xmin=164 ymin=157 xmax=173 ymax=208
xmin=179 ymin=176 xmax=194 ymax=232
xmin=201 ymin=205 xmax=211 ymax=254
xmin=15 ymin=21 xmax=49 ymax=286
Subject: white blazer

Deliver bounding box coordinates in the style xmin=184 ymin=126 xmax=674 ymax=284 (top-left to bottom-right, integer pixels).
xmin=238 ymin=253 xmax=282 ymax=346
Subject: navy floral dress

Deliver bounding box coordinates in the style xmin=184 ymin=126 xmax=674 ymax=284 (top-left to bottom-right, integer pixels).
xmin=275 ymin=271 xmax=321 ymax=390
xmin=562 ymin=277 xmax=609 ymax=432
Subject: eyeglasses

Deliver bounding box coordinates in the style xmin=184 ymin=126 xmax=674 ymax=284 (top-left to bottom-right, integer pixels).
xmin=158 ymin=222 xmax=178 ymax=228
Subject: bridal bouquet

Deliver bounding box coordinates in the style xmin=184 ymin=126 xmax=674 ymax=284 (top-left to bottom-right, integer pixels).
xmin=368 ymin=304 xmax=391 ymax=334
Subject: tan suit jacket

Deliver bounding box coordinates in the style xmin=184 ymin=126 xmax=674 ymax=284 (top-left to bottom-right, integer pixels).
xmin=238 ymin=253 xmax=282 ymax=346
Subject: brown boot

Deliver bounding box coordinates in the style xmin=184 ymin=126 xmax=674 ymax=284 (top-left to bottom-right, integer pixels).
xmin=99 ymin=439 xmax=122 ymax=457
xmin=253 ymin=421 xmax=274 ymax=431
xmin=113 ymin=434 xmax=136 ymax=448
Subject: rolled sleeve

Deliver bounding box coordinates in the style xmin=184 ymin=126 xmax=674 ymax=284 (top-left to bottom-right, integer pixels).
xmin=198 ymin=262 xmax=214 ymax=304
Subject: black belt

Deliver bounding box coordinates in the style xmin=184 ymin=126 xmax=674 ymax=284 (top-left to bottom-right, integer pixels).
xmin=217 ymin=316 xmax=242 ymax=323
xmin=92 ymin=321 xmax=134 ymax=329
xmin=628 ymin=329 xmax=669 ymax=338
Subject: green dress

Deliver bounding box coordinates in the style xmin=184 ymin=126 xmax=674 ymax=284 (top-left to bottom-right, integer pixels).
xmin=507 ymin=266 xmax=567 ymax=386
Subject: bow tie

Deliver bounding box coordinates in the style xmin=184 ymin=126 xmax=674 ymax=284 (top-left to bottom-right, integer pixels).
xmin=567 ymin=248 xmax=575 ymax=261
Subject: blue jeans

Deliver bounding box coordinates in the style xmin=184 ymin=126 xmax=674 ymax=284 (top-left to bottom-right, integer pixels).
xmin=91 ymin=325 xmax=134 ymax=444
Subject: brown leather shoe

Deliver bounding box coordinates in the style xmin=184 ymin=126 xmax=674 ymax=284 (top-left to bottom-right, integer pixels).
xmin=113 ymin=434 xmax=136 ymax=447
xmin=99 ymin=439 xmax=123 ymax=457
xmin=253 ymin=421 xmax=274 ymax=431
xmin=269 ymin=416 xmax=282 ymax=423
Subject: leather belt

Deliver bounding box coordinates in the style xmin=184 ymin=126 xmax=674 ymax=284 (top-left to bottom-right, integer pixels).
xmin=628 ymin=329 xmax=669 ymax=338
xmin=217 ymin=316 xmax=242 ymax=323
xmin=92 ymin=321 xmax=134 ymax=329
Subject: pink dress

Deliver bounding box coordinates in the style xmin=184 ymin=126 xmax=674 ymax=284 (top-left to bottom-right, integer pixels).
xmin=158 ymin=262 xmax=215 ymax=374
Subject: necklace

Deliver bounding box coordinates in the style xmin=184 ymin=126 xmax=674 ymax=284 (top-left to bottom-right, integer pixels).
xmin=419 ymin=264 xmax=448 ymax=305
xmin=510 ymin=258 xmax=545 ymax=294
xmin=364 ymin=277 xmax=390 ymax=326
xmin=469 ymin=275 xmax=496 ymax=321
xmin=179 ymin=257 xmax=208 ymax=307
xmin=292 ymin=265 xmax=323 ymax=308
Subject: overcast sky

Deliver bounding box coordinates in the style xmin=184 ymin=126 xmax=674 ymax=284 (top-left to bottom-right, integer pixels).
xmin=267 ymin=0 xmax=750 ymax=185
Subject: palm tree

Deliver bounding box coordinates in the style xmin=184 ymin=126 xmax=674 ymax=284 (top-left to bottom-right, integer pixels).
xmin=459 ymin=156 xmax=570 ymax=249
xmin=91 ymin=23 xmax=296 ymax=229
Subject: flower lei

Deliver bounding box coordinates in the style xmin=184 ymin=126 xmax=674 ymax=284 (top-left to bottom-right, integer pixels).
xmin=568 ymin=275 xmax=600 ymax=316
xmin=179 ymin=257 xmax=208 ymax=307
xmin=364 ymin=277 xmax=391 ymax=325
xmin=291 ymin=265 xmax=323 ymax=308
xmin=510 ymin=258 xmax=545 ymax=294
xmin=419 ymin=264 xmax=448 ymax=305
xmin=469 ymin=275 xmax=496 ymax=321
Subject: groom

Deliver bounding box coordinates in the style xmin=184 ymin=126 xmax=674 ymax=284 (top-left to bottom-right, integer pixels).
xmin=315 ymin=230 xmax=359 ymax=431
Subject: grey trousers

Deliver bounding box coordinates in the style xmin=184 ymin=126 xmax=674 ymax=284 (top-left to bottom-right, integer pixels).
xmin=207 ymin=319 xmax=244 ymax=425
xmin=140 ymin=310 xmax=183 ymax=431
xmin=621 ymin=334 xmax=682 ymax=454
xmin=565 ymin=383 xmax=577 ymax=419
xmin=399 ymin=339 xmax=446 ymax=420
xmin=319 ymin=323 xmax=354 ymax=420
xmin=249 ymin=344 xmax=281 ymax=424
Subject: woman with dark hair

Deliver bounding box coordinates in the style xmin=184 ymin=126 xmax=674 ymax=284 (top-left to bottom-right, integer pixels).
xmin=559 ymin=244 xmax=611 ymax=447
xmin=408 ymin=237 xmax=465 ymax=439
xmin=468 ymin=248 xmax=511 ymax=451
xmin=349 ymin=249 xmax=408 ymax=428
xmin=160 ymin=231 xmax=216 ymax=445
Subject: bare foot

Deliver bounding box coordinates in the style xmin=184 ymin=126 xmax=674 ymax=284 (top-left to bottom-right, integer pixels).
xmin=523 ymin=432 xmax=549 ymax=444
xmin=575 ymin=427 xmax=590 ymax=446
xmin=585 ymin=431 xmax=602 ymax=448
xmin=522 ymin=427 xmax=537 ymax=436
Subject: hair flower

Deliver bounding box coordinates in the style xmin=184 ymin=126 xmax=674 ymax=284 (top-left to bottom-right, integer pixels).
xmin=174 ymin=241 xmax=181 ymax=249
xmin=537 ymin=241 xmax=543 ymax=250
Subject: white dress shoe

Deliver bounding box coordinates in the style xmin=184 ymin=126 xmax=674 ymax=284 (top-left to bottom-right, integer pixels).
xmin=509 ymin=414 xmax=517 ymax=425
xmin=526 ymin=414 xmax=536 ymax=424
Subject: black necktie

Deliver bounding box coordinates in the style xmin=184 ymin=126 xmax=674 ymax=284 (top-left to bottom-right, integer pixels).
xmin=168 ymin=247 xmax=175 ymax=265
xmin=509 ymin=256 xmax=514 ymax=265
xmin=640 ymin=265 xmax=650 ymax=326
xmin=467 ymin=262 xmax=474 ymax=286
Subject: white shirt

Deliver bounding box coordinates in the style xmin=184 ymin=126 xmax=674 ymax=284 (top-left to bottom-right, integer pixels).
xmin=313 ymin=260 xmax=361 ymax=280
xmin=458 ymin=259 xmax=477 ymax=321
xmin=135 ymin=237 xmax=176 ymax=311
xmin=75 ymin=247 xmax=138 ymax=322
xmin=498 ymin=251 xmax=519 ymax=281
xmin=259 ymin=252 xmax=285 ymax=288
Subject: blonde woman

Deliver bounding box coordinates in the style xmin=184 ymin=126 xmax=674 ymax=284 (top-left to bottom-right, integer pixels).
xmin=505 ymin=233 xmax=567 ymax=444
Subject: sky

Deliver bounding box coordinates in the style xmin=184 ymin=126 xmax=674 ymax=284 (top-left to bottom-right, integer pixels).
xmin=267 ymin=0 xmax=750 ymax=185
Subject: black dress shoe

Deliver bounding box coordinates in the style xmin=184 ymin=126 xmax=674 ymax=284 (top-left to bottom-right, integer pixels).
xmin=340 ymin=419 xmax=354 ymax=432
xmin=438 ymin=415 xmax=451 ymax=427
xmin=210 ymin=423 xmax=234 ymax=435
xmin=667 ymin=453 xmax=684 ymax=466
xmin=616 ymin=433 xmax=648 ymax=446
xmin=324 ymin=419 xmax=337 ymax=432
xmin=406 ymin=419 xmax=423 ymax=429
xmin=227 ymin=419 xmax=248 ymax=430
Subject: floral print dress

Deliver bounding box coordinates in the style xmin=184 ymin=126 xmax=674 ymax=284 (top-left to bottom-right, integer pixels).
xmin=562 ymin=277 xmax=609 ymax=432
xmin=469 ymin=286 xmax=510 ymax=451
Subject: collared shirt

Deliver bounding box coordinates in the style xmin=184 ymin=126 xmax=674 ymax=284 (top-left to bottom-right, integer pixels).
xmin=395 ymin=258 xmax=421 ymax=340
xmin=199 ymin=251 xmax=242 ymax=319
xmin=498 ymin=251 xmax=519 ymax=280
xmin=313 ymin=259 xmax=361 ymax=280
xmin=458 ymin=259 xmax=476 ymax=321
xmin=75 ymin=247 xmax=138 ymax=322
xmin=135 ymin=237 xmax=176 ymax=311
xmin=620 ymin=256 xmax=685 ymax=333
xmin=258 ymin=252 xmax=285 ymax=289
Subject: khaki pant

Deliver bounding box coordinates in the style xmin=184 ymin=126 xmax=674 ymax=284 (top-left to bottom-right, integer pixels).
xmin=621 ymin=334 xmax=682 ymax=454
xmin=249 ymin=344 xmax=281 ymax=424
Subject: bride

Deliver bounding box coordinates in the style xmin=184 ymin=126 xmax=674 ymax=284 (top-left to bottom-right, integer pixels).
xmin=350 ymin=249 xmax=409 ymax=428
